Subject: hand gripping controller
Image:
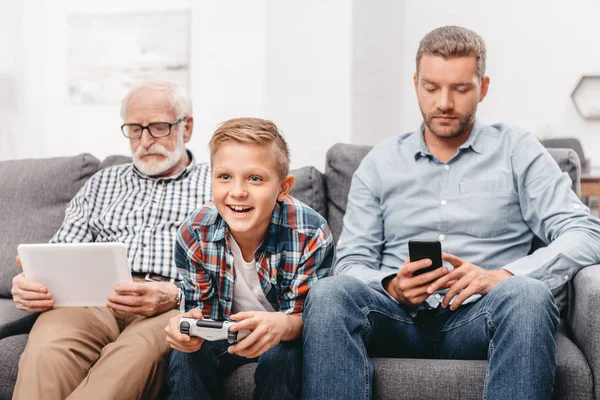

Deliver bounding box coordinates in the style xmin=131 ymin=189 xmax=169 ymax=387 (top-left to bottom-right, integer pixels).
xmin=179 ymin=318 xmax=250 ymax=344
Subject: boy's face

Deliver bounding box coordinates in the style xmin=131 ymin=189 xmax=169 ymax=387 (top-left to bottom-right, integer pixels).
xmin=211 ymin=142 xmax=294 ymax=244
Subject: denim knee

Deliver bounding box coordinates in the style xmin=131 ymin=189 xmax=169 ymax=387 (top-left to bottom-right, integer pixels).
xmin=490 ymin=276 xmax=559 ymax=329
xmin=259 ymin=340 xmax=301 ymax=368
xmin=304 ymin=275 xmax=367 ymax=320
xmin=255 ymin=340 xmax=302 ymax=399
xmin=495 ymin=276 xmax=553 ymax=305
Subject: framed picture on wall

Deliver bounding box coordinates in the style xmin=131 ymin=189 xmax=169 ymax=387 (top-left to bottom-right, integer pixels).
xmin=68 ymin=10 xmax=190 ymax=105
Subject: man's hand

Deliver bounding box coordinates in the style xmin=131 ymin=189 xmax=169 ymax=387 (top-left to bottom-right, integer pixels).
xmin=227 ymin=311 xmax=302 ymax=359
xmin=426 ymin=253 xmax=513 ymax=311
xmin=107 ymin=281 xmax=178 ymax=317
xmin=165 ymin=308 xmax=204 ymax=353
xmin=385 ymin=257 xmax=450 ymax=307
xmin=11 ymin=256 xmax=54 ymax=312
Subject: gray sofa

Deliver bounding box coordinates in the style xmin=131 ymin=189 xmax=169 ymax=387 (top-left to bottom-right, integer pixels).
xmin=0 ymin=144 xmax=599 ymax=399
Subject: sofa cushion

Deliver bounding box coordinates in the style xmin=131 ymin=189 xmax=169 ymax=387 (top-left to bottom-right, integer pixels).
xmin=0 ymin=299 xmax=38 ymax=339
xmin=0 ymin=334 xmax=28 ymax=400
xmin=0 ymin=154 xmax=100 ymax=298
xmin=289 ymin=166 xmax=327 ymax=218
xmin=98 ymin=155 xmax=131 ymax=170
xmin=325 ymin=143 xmax=372 ymax=241
xmin=553 ymin=322 xmax=593 ymax=399
xmin=222 ymin=324 xmax=590 ymax=399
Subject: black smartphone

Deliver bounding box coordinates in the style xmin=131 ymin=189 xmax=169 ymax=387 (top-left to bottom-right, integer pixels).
xmin=408 ymin=240 xmax=442 ymax=276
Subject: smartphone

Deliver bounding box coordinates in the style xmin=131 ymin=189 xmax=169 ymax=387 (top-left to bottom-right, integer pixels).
xmin=408 ymin=240 xmax=442 ymax=276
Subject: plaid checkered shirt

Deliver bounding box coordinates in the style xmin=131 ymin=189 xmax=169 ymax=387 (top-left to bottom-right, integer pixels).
xmin=51 ymin=153 xmax=211 ymax=279
xmin=175 ymin=196 xmax=334 ymax=319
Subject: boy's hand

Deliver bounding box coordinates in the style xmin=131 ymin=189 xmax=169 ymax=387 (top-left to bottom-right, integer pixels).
xmin=165 ymin=308 xmax=204 ymax=353
xmin=228 ymin=311 xmax=300 ymax=359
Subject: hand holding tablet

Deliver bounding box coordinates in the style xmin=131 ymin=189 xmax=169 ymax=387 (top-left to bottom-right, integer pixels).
xmin=17 ymin=243 xmax=132 ymax=307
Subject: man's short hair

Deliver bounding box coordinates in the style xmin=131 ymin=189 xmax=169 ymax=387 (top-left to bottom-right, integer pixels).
xmin=209 ymin=118 xmax=290 ymax=181
xmin=416 ymin=26 xmax=486 ymax=80
xmin=120 ymin=81 xmax=192 ymax=121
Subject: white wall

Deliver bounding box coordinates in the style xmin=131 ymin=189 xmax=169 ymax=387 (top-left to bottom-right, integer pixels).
xmin=3 ymin=1 xmax=600 ymax=168
xmin=400 ymin=0 xmax=600 ymax=167
xmin=265 ymin=1 xmax=353 ymax=169
xmin=351 ymin=0 xmax=404 ymax=145
xmin=0 ymin=0 xmax=268 ymax=165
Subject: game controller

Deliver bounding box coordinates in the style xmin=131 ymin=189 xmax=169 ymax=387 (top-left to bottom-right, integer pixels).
xmin=179 ymin=318 xmax=250 ymax=344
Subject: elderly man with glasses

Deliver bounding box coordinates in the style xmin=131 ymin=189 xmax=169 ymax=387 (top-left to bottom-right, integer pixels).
xmin=11 ymin=81 xmax=211 ymax=400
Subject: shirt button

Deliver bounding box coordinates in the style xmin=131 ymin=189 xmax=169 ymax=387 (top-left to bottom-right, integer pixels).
xmin=444 ymin=165 xmax=450 ymax=171
xmin=573 ymin=204 xmax=580 ymax=209
xmin=564 ymin=275 xmax=569 ymax=280
xmin=441 ymin=200 xmax=447 ymax=206
xmin=438 ymin=234 xmax=445 ymax=241
xmin=434 ymin=293 xmax=442 ymax=300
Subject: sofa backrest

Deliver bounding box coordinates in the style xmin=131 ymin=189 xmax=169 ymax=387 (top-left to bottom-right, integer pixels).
xmin=0 ymin=154 xmax=100 ymax=298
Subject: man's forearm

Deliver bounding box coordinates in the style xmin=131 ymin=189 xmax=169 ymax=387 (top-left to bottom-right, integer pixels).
xmin=154 ymin=281 xmax=180 ymax=314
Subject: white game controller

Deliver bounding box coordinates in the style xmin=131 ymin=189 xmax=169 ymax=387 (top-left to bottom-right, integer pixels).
xmin=179 ymin=318 xmax=251 ymax=344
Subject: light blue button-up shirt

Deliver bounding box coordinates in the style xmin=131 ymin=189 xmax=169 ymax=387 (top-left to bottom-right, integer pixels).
xmin=334 ymin=121 xmax=600 ymax=309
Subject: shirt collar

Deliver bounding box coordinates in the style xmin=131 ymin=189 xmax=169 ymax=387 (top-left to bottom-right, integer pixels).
xmin=458 ymin=119 xmax=484 ymax=154
xmin=132 ymin=150 xmax=197 ymax=181
xmin=408 ymin=119 xmax=484 ymax=160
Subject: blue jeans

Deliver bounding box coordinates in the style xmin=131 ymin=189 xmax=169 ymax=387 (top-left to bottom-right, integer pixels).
xmin=302 ymin=275 xmax=560 ymax=400
xmin=168 ymin=338 xmax=302 ymax=400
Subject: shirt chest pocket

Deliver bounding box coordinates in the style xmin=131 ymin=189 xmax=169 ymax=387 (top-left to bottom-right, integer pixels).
xmin=455 ymin=179 xmax=509 ymax=238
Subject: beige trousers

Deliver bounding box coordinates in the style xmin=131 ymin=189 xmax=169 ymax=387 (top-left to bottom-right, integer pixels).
xmin=13 ymin=305 xmax=178 ymax=400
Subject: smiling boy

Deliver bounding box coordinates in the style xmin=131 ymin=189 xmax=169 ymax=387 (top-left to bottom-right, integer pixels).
xmin=165 ymin=117 xmax=334 ymax=400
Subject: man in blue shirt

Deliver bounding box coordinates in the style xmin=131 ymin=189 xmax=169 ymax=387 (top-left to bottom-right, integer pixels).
xmin=302 ymin=26 xmax=600 ymax=400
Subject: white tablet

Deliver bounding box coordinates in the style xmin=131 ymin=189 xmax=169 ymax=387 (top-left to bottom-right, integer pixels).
xmin=17 ymin=242 xmax=132 ymax=307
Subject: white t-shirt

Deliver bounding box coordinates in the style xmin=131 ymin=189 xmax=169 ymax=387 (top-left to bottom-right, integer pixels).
xmin=229 ymin=235 xmax=276 ymax=314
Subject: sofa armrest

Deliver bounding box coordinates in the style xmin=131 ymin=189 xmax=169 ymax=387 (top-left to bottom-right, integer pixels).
xmin=0 ymin=298 xmax=38 ymax=339
xmin=568 ymin=264 xmax=600 ymax=399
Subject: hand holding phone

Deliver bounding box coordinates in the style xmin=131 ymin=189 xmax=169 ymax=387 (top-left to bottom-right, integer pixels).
xmin=384 ymin=240 xmax=446 ymax=306
xmin=408 ymin=240 xmax=442 ymax=276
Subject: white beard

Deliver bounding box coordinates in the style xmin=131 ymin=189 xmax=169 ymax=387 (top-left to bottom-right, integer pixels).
xmin=132 ymin=132 xmax=186 ymax=177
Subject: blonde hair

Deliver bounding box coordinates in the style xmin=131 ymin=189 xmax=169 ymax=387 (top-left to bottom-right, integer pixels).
xmin=209 ymin=118 xmax=290 ymax=180
xmin=120 ymin=81 xmax=192 ymax=121
xmin=416 ymin=26 xmax=487 ymax=80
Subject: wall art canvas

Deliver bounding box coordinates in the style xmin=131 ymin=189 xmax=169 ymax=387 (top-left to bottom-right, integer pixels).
xmin=68 ymin=10 xmax=190 ymax=104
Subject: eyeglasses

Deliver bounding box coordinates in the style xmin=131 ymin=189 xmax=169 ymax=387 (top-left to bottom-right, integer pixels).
xmin=121 ymin=118 xmax=183 ymax=139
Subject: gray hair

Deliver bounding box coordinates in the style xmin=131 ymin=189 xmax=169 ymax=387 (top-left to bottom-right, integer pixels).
xmin=416 ymin=26 xmax=486 ymax=80
xmin=120 ymin=81 xmax=192 ymax=120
